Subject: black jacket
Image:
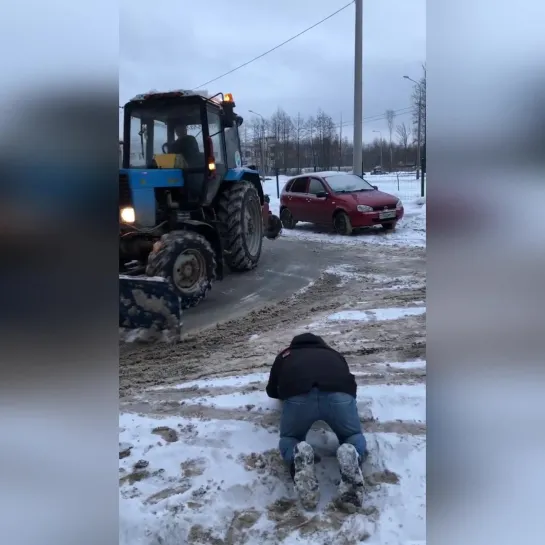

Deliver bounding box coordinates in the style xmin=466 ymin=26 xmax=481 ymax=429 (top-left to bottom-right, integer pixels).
xmin=265 ymin=333 xmax=357 ymax=400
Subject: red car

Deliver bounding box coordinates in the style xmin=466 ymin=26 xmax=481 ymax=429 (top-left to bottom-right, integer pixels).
xmin=279 ymin=172 xmax=404 ymax=235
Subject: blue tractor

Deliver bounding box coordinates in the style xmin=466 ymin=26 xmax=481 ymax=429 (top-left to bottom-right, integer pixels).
xmin=119 ymin=90 xmax=281 ymax=341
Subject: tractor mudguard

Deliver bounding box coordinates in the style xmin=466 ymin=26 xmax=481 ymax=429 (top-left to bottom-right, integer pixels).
xmin=119 ymin=275 xmax=182 ymax=342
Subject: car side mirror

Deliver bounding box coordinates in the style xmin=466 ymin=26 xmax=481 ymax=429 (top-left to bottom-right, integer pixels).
xmin=316 ymin=191 xmax=328 ymax=198
xmin=372 ymin=185 xmax=378 ymax=190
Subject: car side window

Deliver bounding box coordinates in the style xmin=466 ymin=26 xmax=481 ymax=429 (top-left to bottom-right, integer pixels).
xmin=290 ymin=177 xmax=308 ymax=193
xmin=308 ymin=178 xmax=326 ymax=195
xmin=285 ymin=180 xmax=294 ymax=192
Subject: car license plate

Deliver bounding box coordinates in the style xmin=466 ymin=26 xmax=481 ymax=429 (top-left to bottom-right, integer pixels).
xmin=379 ymin=210 xmax=396 ymax=220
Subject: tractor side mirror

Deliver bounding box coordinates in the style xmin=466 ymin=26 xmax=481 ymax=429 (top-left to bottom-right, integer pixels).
xmin=236 ymin=115 xmax=243 ymax=126
xmin=316 ymin=191 xmax=328 ymax=199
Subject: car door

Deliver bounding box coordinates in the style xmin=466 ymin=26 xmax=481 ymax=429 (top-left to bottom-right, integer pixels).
xmin=284 ymin=177 xmax=309 ymax=220
xmin=306 ymin=177 xmax=332 ymax=224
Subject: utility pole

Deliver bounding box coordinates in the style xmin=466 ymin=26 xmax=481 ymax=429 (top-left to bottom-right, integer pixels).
xmin=415 ymin=89 xmax=422 ymax=180
xmin=352 ymin=0 xmax=363 ymax=175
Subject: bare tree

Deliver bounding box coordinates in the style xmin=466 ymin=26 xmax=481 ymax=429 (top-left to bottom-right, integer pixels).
xmin=411 ymin=63 xmax=426 ymax=174
xmin=385 ymin=109 xmax=396 ymax=171
xmin=294 ymin=112 xmax=303 ymax=173
xmin=241 ymin=105 xmax=420 ymax=174
xmin=396 ymin=122 xmax=411 ymax=165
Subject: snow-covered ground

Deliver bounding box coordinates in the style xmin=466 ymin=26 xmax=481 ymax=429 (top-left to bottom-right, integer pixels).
xmin=120 ymin=360 xmax=425 ymax=545
xmin=119 ymin=173 xmax=426 ymax=544
xmin=264 ymin=174 xmax=426 ymax=248
xmin=120 ymin=299 xmax=427 ymax=545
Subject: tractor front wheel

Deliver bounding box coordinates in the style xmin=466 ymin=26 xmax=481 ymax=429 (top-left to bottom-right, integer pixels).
xmin=146 ymin=231 xmax=216 ymax=309
xmin=216 ymin=181 xmax=263 ymax=271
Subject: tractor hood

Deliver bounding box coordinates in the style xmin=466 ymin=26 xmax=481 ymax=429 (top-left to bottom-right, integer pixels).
xmin=119 ymin=168 xmax=184 ymax=228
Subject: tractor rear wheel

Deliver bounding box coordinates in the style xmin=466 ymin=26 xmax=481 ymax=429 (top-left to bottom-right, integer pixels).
xmin=216 ymin=181 xmax=263 ymax=271
xmin=146 ymin=231 xmax=216 ymax=309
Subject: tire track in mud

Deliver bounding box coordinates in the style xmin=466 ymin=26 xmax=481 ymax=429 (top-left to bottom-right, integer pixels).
xmin=121 ymin=362 xmax=426 ymax=439
xmin=121 ymin=402 xmax=426 ymax=437
xmin=120 ymin=244 xmax=425 ymax=396
xmin=131 ymin=368 xmax=426 ymax=403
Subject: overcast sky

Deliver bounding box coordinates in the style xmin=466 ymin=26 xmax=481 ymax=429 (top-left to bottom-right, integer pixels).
xmin=120 ymin=0 xmax=425 ymax=143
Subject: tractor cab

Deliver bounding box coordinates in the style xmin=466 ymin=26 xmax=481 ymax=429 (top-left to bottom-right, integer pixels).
xmin=121 ymin=91 xmax=243 ymax=210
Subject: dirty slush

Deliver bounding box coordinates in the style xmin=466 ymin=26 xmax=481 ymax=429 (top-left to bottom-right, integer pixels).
xmin=119 ymin=240 xmax=426 ymax=544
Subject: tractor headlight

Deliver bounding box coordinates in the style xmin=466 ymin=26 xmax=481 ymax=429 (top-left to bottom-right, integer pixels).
xmin=120 ymin=207 xmax=135 ymax=223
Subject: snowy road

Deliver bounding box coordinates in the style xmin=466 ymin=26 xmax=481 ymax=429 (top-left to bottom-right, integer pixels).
xmin=119 ymin=184 xmax=426 ymax=544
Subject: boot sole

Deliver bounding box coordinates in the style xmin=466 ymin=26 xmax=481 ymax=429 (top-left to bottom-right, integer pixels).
xmin=293 ymin=442 xmax=320 ymax=510
xmin=337 ymin=443 xmax=364 ymax=507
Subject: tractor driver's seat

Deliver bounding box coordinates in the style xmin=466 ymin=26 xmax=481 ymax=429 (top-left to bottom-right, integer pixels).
xmin=169 ymin=135 xmax=202 ymax=168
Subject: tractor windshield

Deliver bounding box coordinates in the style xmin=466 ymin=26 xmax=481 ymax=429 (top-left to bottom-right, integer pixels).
xmin=127 ymin=101 xmax=205 ymax=169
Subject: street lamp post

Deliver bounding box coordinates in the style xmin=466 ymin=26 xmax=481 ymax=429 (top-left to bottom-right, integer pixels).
xmin=249 ymin=109 xmax=266 ymax=179
xmin=372 ymin=130 xmax=383 ymax=168
xmin=352 ymin=0 xmax=363 ymax=175
xmin=403 ymin=75 xmax=423 ymax=180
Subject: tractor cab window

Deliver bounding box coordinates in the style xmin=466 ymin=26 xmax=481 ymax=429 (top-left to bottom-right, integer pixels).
xmin=128 ymin=102 xmax=205 ymax=169
xmin=129 ymin=117 xmax=146 ymax=167
xmin=224 ymin=126 xmax=240 ymax=169
xmin=207 ymin=110 xmax=225 ymax=168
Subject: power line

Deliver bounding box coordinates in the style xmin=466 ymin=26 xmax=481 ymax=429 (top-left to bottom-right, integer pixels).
xmin=277 ymin=107 xmax=415 ymax=132
xmin=191 ymin=1 xmax=355 ymax=90
xmin=334 ymin=106 xmax=415 ymax=129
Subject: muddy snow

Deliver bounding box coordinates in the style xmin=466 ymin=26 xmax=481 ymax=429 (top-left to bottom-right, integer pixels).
xmin=120 ymin=361 xmax=425 ymax=544
xmin=119 ymin=207 xmax=426 ymax=544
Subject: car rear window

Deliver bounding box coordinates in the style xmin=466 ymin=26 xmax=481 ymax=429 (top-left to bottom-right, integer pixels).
xmin=289 ymin=177 xmax=307 ymax=193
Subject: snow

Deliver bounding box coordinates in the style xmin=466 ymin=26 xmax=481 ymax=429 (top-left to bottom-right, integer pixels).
xmin=263 ymin=174 xmax=426 ymax=248
xmin=119 ymin=173 xmax=427 ymax=543
xmin=119 ymin=360 xmax=426 ymax=545
xmin=374 ymin=359 xmax=427 ymax=370
xmin=130 ymin=89 xmax=211 ymax=101
xmin=148 ymin=371 xmax=270 ymax=391
xmin=327 ymin=306 xmax=426 ymax=322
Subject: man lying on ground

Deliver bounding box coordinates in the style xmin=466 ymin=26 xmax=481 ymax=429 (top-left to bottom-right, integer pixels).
xmin=266 ymin=332 xmax=368 ymax=510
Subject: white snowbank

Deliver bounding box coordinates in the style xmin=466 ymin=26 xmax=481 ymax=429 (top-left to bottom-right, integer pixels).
xmin=327 ymin=306 xmax=426 ymax=322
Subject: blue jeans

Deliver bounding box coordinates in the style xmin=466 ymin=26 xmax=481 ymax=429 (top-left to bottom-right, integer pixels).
xmin=279 ymin=388 xmax=367 ymax=463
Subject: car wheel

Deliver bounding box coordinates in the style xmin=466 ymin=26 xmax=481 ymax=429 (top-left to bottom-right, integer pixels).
xmin=333 ymin=211 xmax=353 ymax=235
xmin=382 ymin=222 xmax=396 ymax=230
xmin=280 ymin=208 xmax=297 ymax=229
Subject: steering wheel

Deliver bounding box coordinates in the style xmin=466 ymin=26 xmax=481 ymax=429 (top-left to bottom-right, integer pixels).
xmin=162 ymin=142 xmax=170 ymax=154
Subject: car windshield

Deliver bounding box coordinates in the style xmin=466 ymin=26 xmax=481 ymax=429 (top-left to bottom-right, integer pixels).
xmin=324 ymin=174 xmax=375 ymax=193
xmin=127 ymin=101 xmax=205 ymax=168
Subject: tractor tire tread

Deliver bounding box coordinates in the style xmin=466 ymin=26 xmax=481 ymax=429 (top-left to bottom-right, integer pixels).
xmin=216 ymin=182 xmax=263 ymax=271
xmin=146 ymin=231 xmax=216 ymax=309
